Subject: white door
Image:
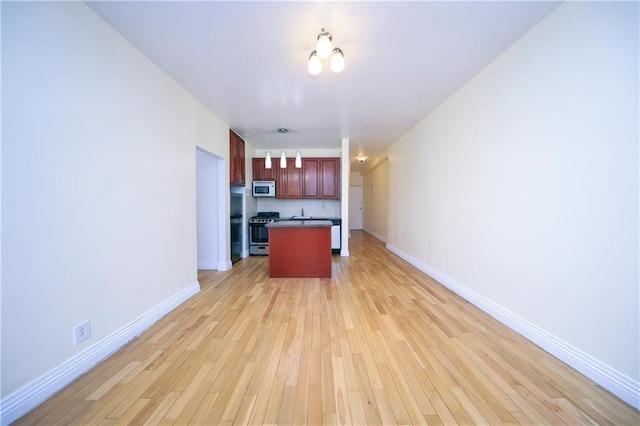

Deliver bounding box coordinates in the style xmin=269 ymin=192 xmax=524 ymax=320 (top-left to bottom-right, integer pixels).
xmin=349 ymin=185 xmax=363 ymax=230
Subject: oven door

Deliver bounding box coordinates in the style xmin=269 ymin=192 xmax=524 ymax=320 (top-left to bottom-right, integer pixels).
xmin=249 ymin=223 xmax=270 ymax=255
xmin=250 ymin=223 xmax=269 ymax=244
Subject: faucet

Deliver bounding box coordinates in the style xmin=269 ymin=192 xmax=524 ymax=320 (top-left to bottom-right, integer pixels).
xmin=300 ymin=208 xmax=305 ymax=217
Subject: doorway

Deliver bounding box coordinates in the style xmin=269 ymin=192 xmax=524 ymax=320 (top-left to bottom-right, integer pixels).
xmin=349 ymin=185 xmax=363 ymax=230
xmin=196 ymin=147 xmax=228 ymax=270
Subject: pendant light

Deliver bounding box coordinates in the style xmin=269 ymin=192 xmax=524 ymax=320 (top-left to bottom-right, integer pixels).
xmin=265 ymin=132 xmax=272 ymax=169
xmin=308 ymin=51 xmax=322 ymax=75
xmin=330 ymin=48 xmax=345 ymax=73
xmin=278 ymin=128 xmax=288 ymax=168
xmin=295 ymin=150 xmax=302 ymax=168
xmin=316 ymin=28 xmax=333 ymax=58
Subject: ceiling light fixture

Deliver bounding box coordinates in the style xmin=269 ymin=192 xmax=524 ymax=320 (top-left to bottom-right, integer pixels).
xmin=356 ymin=155 xmax=368 ymax=163
xmin=308 ymin=28 xmax=345 ymax=75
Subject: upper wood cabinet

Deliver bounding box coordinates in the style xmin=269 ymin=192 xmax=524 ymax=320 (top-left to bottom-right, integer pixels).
xmin=251 ymin=156 xmax=340 ymax=199
xmin=252 ymin=158 xmax=278 ymax=181
xmin=229 ymin=130 xmax=245 ymax=186
xmin=302 ymin=159 xmax=320 ymax=198
xmin=319 ymin=158 xmax=340 ymax=199
xmin=280 ymin=158 xmax=303 ymax=199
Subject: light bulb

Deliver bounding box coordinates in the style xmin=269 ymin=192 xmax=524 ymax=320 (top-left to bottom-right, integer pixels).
xmin=280 ymin=151 xmax=287 ymax=168
xmin=295 ymin=150 xmax=302 ymax=168
xmin=265 ymin=151 xmax=272 ymax=169
xmin=316 ymin=29 xmax=333 ymax=58
xmin=308 ymin=51 xmax=322 ymax=75
xmin=330 ymin=48 xmax=345 ymax=73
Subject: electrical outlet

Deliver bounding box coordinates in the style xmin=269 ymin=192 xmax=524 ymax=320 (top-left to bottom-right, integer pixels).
xmin=73 ymin=320 xmax=91 ymax=345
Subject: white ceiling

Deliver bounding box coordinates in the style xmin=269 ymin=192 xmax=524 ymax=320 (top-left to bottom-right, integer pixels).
xmin=86 ymin=1 xmax=560 ymax=171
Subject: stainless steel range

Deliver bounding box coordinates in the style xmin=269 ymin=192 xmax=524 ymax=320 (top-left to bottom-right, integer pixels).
xmin=249 ymin=211 xmax=279 ymax=255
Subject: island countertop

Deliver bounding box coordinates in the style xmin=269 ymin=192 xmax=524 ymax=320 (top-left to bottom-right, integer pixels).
xmin=266 ymin=220 xmax=332 ymax=228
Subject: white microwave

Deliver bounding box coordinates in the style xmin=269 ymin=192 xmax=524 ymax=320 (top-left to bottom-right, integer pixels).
xmin=252 ymin=180 xmax=276 ymax=197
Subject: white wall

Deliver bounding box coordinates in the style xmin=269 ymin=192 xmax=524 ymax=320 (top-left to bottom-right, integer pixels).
xmin=341 ymin=138 xmax=350 ymax=256
xmin=387 ymin=2 xmax=639 ymax=405
xmin=1 ymin=0 xmax=229 ymax=409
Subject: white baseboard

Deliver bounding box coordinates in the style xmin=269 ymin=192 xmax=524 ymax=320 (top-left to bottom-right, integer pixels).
xmin=363 ymin=228 xmax=387 ymax=243
xmin=197 ymin=260 xmax=217 ymax=269
xmin=0 ymin=281 xmax=201 ymax=425
xmin=217 ymin=259 xmax=232 ymax=271
xmin=386 ymin=243 xmax=640 ymax=410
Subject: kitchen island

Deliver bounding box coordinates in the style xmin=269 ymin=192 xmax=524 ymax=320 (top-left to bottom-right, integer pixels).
xmin=266 ymin=220 xmax=332 ymax=278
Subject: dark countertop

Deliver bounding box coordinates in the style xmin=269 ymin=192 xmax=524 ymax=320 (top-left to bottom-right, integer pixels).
xmin=266 ymin=220 xmax=333 ymax=228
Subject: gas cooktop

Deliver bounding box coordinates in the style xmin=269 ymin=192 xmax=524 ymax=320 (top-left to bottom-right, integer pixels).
xmin=249 ymin=211 xmax=280 ymax=223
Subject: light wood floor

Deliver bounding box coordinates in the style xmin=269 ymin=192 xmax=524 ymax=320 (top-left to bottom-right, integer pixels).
xmin=17 ymin=231 xmax=639 ymax=425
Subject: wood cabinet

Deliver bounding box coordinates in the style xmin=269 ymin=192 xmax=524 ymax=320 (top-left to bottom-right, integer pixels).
xmin=229 ymin=130 xmax=245 ymax=186
xmin=319 ymin=158 xmax=340 ymax=199
xmin=302 ymin=158 xmax=340 ymax=199
xmin=251 ymin=156 xmax=340 ymax=199
xmin=279 ymin=158 xmax=303 ymax=199
xmin=252 ymin=158 xmax=278 ymax=181
xmin=302 ymin=159 xmax=320 ymax=198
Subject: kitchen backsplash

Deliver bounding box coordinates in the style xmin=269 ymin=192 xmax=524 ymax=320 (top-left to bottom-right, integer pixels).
xmin=256 ymin=199 xmax=341 ymax=218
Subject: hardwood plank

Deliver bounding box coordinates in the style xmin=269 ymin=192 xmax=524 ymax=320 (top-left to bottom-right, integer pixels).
xmin=142 ymin=391 xmax=180 ymax=426
xmin=307 ymin=348 xmax=323 ymax=425
xmin=232 ymin=394 xmax=256 ymax=425
xmin=332 ymin=356 xmax=352 ymax=425
xmin=247 ymin=321 xmax=288 ymax=424
xmin=276 ymin=385 xmax=297 ymax=425
xmin=187 ymin=391 xmax=219 ymax=425
xmin=375 ymin=361 xmax=412 ymax=425
xmin=450 ymin=386 xmax=491 ymax=424
xmin=351 ymin=353 xmax=382 ymax=425
xmin=347 ymin=390 xmax=367 ymax=426
xmin=372 ymin=388 xmax=397 ymax=426
xmin=114 ymin=398 xmax=150 ymax=426
xmin=292 ymin=304 xmax=313 ymax=424
xmin=85 ymin=362 xmax=141 ymax=401
xmin=162 ymin=362 xmax=213 ymax=421
xmin=219 ymin=360 xmax=257 ymax=423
